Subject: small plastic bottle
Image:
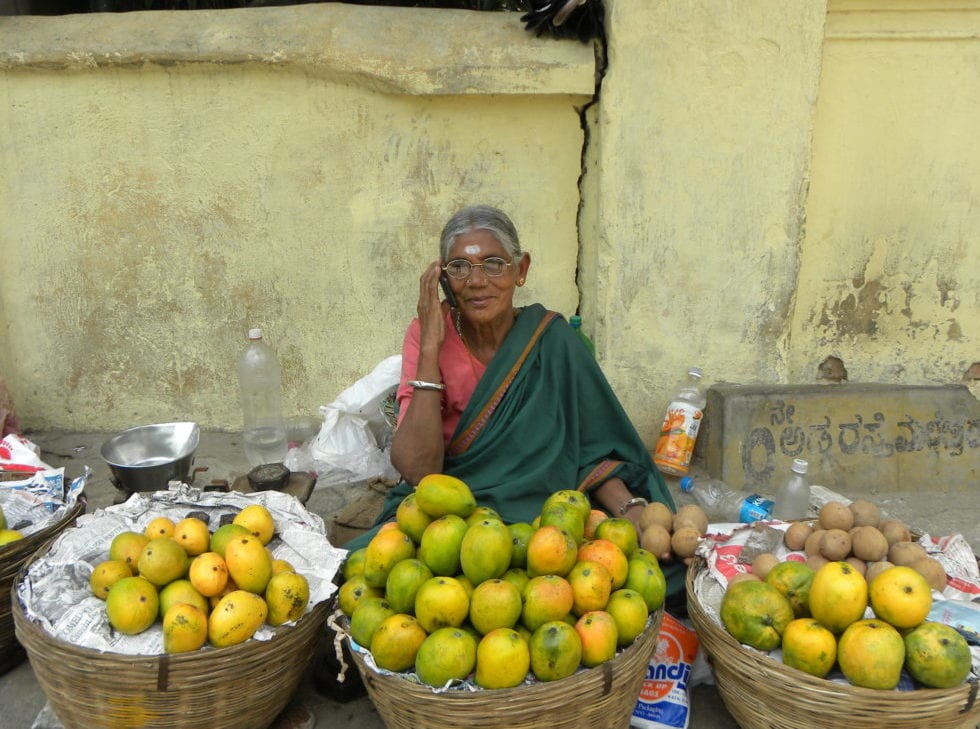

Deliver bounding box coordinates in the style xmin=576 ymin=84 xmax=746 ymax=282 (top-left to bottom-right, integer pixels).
xmin=774 ymin=458 xmax=810 ymax=521
xmin=680 ymin=476 xmax=774 ymax=523
xmin=569 ymin=315 xmax=596 ymax=356
xmin=653 ymin=367 xmax=706 ymax=476
xmin=237 ymin=328 xmax=288 ymax=467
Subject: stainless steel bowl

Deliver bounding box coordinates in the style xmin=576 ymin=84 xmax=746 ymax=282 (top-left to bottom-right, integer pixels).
xmin=100 ymin=422 xmax=200 ymax=493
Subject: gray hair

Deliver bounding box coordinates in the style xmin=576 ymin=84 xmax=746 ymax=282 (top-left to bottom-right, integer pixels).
xmin=439 ymin=205 xmax=524 ymax=262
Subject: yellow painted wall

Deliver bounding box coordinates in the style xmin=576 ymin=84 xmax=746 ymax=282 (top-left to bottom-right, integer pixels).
xmin=0 ymin=5 xmax=591 ymax=430
xmin=583 ymin=0 xmax=828 ymax=439
xmin=791 ymin=0 xmax=980 ymax=386
xmin=1 ymin=0 xmax=977 ymax=445
xmin=584 ymin=0 xmax=978 ymax=442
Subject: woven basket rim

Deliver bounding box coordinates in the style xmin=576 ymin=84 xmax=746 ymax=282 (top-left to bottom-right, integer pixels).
xmin=685 ymin=554 xmax=980 ymax=728
xmin=344 ymin=604 xmax=663 ymax=728
xmin=0 ymin=496 xmax=86 ymax=570
xmin=1 ymin=494 xmax=86 ymax=671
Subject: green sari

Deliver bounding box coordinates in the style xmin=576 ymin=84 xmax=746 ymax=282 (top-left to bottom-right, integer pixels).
xmin=346 ymin=304 xmax=685 ymax=598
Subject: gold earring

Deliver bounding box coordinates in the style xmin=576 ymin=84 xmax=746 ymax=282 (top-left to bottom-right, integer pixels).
xmin=518 ymin=278 xmax=525 ymax=286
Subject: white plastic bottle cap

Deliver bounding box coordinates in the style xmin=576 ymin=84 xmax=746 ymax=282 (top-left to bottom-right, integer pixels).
xmin=247 ymin=328 xmax=263 ymax=340
xmin=792 ymin=458 xmax=808 ymax=474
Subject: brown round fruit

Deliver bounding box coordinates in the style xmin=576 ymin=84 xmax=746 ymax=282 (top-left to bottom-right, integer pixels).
xmin=911 ymin=556 xmax=947 ymax=592
xmin=751 ymin=553 xmax=780 ymax=580
xmin=819 ymin=529 xmax=852 ymax=561
xmin=845 ymin=556 xmax=867 ymax=577
xmin=888 ymin=541 xmax=926 ymax=567
xmin=673 ymin=505 xmax=708 ymax=535
xmin=640 ymin=524 xmax=672 ymax=558
xmin=850 ymin=525 xmax=889 ymax=562
xmin=818 ymin=501 xmax=853 ymax=532
xmin=729 ymin=572 xmax=762 ymax=585
xmin=848 ymin=499 xmax=880 ymax=528
xmin=805 ymin=554 xmax=829 ymax=572
xmin=639 ymin=502 xmax=674 ymax=533
xmin=864 ymin=560 xmax=893 ymax=584
xmin=784 ymin=522 xmax=813 ymax=552
xmin=670 ymin=527 xmax=701 ymax=559
xmin=879 ymin=520 xmax=911 ymax=547
xmin=804 ymin=529 xmax=826 ymax=557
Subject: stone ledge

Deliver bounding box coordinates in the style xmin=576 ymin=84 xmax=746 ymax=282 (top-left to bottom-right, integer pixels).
xmin=0 ymin=3 xmax=596 ymax=97
xmin=826 ymin=0 xmax=980 ymax=40
xmin=695 ymin=382 xmax=979 ymax=495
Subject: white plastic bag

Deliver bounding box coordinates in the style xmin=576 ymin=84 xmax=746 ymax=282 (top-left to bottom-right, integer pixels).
xmin=288 ymin=355 xmax=402 ymax=488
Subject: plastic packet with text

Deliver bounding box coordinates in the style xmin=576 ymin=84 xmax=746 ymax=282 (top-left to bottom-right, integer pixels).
xmin=631 ymin=612 xmax=699 ymax=729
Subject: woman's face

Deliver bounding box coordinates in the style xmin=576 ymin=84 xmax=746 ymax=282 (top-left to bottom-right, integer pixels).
xmin=445 ymin=228 xmax=528 ymax=328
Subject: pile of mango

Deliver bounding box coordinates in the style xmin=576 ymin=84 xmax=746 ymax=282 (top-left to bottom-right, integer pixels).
xmin=718 ymin=499 xmax=972 ymax=691
xmin=340 ymin=474 xmax=667 ymax=690
xmin=89 ymin=503 xmax=309 ymax=653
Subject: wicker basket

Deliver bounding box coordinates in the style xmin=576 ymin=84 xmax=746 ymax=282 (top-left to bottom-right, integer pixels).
xmin=13 ymin=548 xmax=330 ymax=729
xmin=686 ymin=555 xmax=980 ymax=729
xmin=0 ymin=493 xmax=85 ymax=676
xmin=348 ymin=604 xmax=663 ymax=729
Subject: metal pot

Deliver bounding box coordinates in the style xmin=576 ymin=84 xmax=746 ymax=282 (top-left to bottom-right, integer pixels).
xmin=100 ymin=422 xmax=200 ymax=493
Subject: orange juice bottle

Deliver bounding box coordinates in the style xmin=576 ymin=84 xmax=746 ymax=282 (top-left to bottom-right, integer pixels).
xmin=653 ymin=367 xmax=706 ymax=476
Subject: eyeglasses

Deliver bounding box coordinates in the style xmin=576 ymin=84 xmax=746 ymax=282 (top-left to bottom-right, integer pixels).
xmin=442 ymin=257 xmax=513 ymax=279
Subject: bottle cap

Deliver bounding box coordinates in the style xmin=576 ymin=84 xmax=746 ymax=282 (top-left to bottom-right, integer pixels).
xmin=679 ymin=476 xmax=693 ymax=492
xmin=247 ymin=328 xmax=263 ymax=340
xmin=689 ymin=367 xmax=703 ymax=378
xmin=569 ymin=315 xmax=582 ymax=328
xmin=791 ymin=458 xmax=808 ymax=474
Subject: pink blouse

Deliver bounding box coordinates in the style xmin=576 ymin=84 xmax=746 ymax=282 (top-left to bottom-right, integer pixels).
xmin=396 ymin=310 xmax=486 ymax=446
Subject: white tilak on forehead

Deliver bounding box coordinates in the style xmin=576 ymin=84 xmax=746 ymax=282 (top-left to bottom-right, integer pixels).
xmin=463 ymin=244 xmax=481 ymax=255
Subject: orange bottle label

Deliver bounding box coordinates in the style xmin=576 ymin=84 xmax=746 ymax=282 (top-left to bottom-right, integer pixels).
xmin=653 ymin=402 xmax=703 ymax=475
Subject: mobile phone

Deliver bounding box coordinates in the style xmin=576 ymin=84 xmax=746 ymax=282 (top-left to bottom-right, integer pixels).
xmin=439 ymin=271 xmax=459 ymax=309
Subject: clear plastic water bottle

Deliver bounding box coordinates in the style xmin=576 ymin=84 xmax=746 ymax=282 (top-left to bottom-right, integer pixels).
xmin=680 ymin=476 xmax=774 ymax=523
xmin=774 ymin=458 xmax=810 ymax=521
xmin=569 ymin=315 xmax=595 ymax=356
xmin=237 ymin=328 xmax=288 ymax=467
xmin=653 ymin=367 xmax=706 ymax=476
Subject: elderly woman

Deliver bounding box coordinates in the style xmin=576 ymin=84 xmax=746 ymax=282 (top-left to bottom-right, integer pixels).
xmin=346 ymin=204 xmax=684 ymax=601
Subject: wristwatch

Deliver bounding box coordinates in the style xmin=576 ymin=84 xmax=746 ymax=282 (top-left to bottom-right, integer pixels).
xmin=619 ymin=496 xmax=649 ymax=515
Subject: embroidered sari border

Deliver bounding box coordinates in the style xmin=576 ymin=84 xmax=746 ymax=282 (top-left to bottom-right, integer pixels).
xmin=578 ymin=459 xmax=623 ymax=493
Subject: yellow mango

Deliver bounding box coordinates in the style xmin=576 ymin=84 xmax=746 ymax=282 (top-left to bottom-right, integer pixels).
xmin=208 ymin=590 xmax=268 ymax=647
xmin=224 ymin=534 xmax=273 ymax=594
xmin=105 ymin=576 xmax=159 ymax=635
xmin=363 ymin=527 xmax=416 ymax=589
xmin=265 ymin=571 xmax=310 ymax=626
xmin=188 ymin=552 xmax=229 ymax=598
xmin=414 ymin=474 xmax=477 ymax=519
xmin=271 ymin=558 xmax=295 ymax=576
xmin=163 ymin=603 xmax=209 ymax=653
xmin=233 ymin=504 xmax=275 ymax=545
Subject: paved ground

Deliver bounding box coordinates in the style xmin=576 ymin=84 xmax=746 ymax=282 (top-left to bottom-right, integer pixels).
xmin=2 ymin=430 xmax=977 ymax=728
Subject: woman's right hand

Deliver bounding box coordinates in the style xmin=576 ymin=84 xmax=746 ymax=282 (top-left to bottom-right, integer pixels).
xmin=417 ymin=261 xmax=448 ymax=353
xmin=391 ymin=261 xmax=451 ymax=485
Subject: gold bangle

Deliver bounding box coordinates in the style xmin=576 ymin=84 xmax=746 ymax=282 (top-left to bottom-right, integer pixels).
xmin=407 ymin=379 xmax=445 ymax=391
